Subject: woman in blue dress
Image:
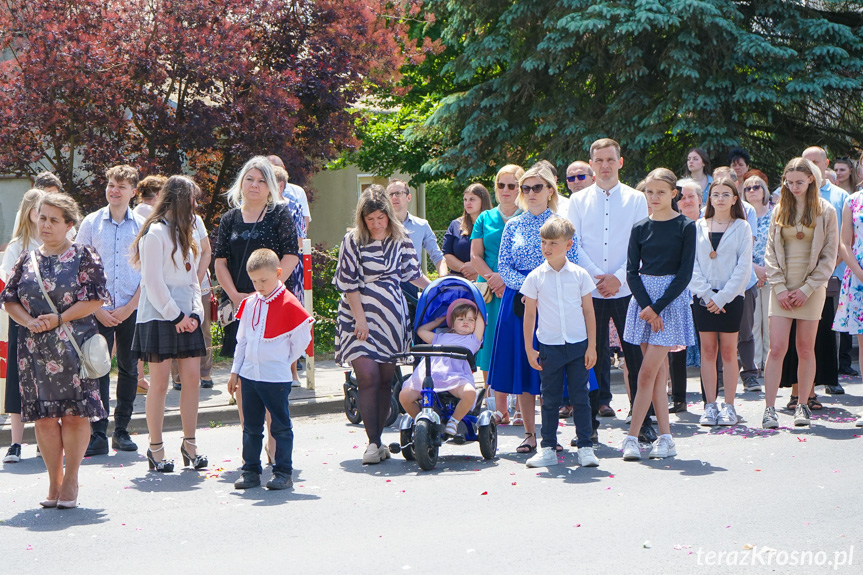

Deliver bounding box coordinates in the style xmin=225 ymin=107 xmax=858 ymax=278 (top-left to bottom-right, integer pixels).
xmin=470 ymin=165 xmax=523 ymax=415
xmin=488 ymin=163 xmax=578 ymax=453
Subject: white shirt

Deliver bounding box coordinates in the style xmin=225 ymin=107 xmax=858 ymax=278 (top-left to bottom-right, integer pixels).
xmin=284 ymin=183 xmax=311 ymax=220
xmin=136 ymin=221 xmax=203 ymax=323
xmin=1 ymin=236 xmax=41 ymax=282
xmin=520 ymin=260 xmax=596 ymax=345
xmin=565 ymin=181 xmax=648 ymax=299
xmin=556 ymin=194 xmax=570 ymax=218
xmin=231 ymin=285 xmax=313 ymax=383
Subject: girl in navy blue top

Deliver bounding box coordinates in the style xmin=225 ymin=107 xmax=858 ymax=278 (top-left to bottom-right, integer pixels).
xmin=621 ymin=168 xmax=696 ymax=461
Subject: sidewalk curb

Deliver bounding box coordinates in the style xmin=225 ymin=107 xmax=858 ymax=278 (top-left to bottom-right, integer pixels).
xmin=0 ymin=396 xmax=345 ymax=445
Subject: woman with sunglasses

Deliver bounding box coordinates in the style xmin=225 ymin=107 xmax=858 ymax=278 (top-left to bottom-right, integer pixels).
xmin=744 ymin=175 xmax=773 ymax=376
xmin=488 ymin=163 xmax=578 ymax=454
xmin=471 ymin=166 xmax=523 ymax=405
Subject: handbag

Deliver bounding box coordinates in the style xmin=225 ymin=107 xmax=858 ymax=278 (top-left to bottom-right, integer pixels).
xmin=210 ymin=290 xmax=218 ymax=323
xmin=30 ymin=251 xmax=111 ymax=380
xmin=474 ymin=281 xmax=493 ymax=304
xmin=218 ymin=206 xmax=266 ymax=327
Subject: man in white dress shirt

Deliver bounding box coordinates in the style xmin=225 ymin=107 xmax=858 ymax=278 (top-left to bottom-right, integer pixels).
xmin=566 ymin=139 xmax=655 ymax=442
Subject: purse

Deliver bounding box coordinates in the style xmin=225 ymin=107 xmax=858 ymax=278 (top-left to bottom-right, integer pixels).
xmin=827 ymin=276 xmax=841 ymax=298
xmin=30 ymin=251 xmax=111 ymax=380
xmin=474 ymin=281 xmax=493 ymax=304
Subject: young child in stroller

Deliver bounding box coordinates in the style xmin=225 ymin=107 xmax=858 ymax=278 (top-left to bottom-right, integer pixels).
xmin=399 ymin=299 xmax=485 ymax=436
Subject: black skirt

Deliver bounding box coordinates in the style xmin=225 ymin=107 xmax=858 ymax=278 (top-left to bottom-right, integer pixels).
xmin=692 ymin=294 xmax=745 ymax=333
xmin=3 ymin=318 xmax=21 ymax=414
xmin=132 ymin=320 xmax=207 ymax=363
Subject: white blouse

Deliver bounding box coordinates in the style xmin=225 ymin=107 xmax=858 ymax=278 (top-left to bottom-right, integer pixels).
xmin=136 ymin=221 xmax=203 ymax=324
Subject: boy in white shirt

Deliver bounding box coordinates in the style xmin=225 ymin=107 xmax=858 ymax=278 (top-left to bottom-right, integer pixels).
xmin=228 ymin=249 xmax=313 ymax=490
xmin=521 ymin=217 xmax=599 ymax=468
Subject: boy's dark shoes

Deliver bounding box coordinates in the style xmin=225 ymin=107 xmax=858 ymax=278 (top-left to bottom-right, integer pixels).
xmin=266 ymin=472 xmax=293 ymax=490
xmin=573 ymin=429 xmax=599 ymax=447
xmin=234 ymin=470 xmax=261 ymax=489
xmin=598 ymin=404 xmax=615 ymax=417
xmin=638 ymin=424 xmax=657 ymax=444
xmin=111 ymin=429 xmax=138 ymax=451
xmin=85 ymin=434 xmax=109 ymax=457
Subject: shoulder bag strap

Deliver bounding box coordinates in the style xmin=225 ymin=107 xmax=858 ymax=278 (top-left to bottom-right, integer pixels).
xmin=29 ymin=250 xmax=87 ymax=362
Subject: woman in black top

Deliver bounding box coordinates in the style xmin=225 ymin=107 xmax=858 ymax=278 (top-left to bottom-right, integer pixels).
xmin=214 ymin=157 xmax=299 ymax=357
xmin=442 ymin=183 xmax=492 ymax=279
xmin=621 ymin=168 xmax=696 ymax=461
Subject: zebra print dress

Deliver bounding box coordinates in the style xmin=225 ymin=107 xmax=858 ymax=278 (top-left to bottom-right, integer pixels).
xmin=334 ymin=231 xmax=421 ymax=365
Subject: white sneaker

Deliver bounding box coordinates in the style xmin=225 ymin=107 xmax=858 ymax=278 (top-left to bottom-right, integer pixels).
xmin=291 ymin=380 xmax=301 ymax=388
xmin=717 ymin=403 xmax=738 ymax=426
xmin=577 ymin=446 xmax=599 ymax=467
xmin=857 ymin=414 xmax=863 ymax=428
xmin=625 ymin=410 xmax=633 ymax=424
xmin=649 ymin=436 xmax=677 ymax=459
xmin=377 ymin=444 xmax=391 ymax=460
xmin=700 ymin=402 xmax=719 ymax=426
xmin=621 ymin=436 xmax=641 ymax=461
xmin=444 ymin=419 xmax=458 ymax=435
xmin=526 ymin=447 xmax=558 ymax=468
xmin=362 ymin=444 xmax=382 ymax=465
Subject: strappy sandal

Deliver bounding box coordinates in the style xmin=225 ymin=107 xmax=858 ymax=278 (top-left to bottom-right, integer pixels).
xmin=136 ymin=377 xmax=149 ymax=394
xmin=807 ymin=395 xmax=823 ymax=410
xmin=786 ymin=395 xmax=798 ymax=410
xmin=512 ymin=411 xmax=524 ymax=426
xmin=492 ymin=410 xmax=510 ymax=425
xmin=555 ymin=442 xmax=564 ymax=453
xmin=516 ymin=432 xmax=536 ymax=454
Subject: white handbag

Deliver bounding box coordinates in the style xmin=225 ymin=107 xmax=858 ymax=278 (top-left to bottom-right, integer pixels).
xmin=31 ymin=251 xmax=111 ymax=380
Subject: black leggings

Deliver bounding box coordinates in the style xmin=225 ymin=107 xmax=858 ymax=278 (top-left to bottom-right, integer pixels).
xmin=352 ymin=357 xmax=396 ymax=447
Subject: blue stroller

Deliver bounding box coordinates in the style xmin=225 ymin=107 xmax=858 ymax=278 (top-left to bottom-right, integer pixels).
xmin=388 ymin=276 xmax=497 ymax=471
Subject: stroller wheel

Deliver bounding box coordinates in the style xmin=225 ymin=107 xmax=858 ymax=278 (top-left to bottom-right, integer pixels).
xmin=385 ymin=393 xmax=400 ymax=427
xmin=400 ymin=428 xmax=415 ymax=461
xmin=479 ymin=420 xmax=497 ymax=460
xmin=413 ymin=419 xmax=439 ymax=471
xmin=344 ymin=386 xmax=362 ymax=425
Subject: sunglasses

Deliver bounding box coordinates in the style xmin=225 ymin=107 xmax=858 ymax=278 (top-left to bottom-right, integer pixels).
xmin=743 ymin=185 xmax=763 ymax=193
xmin=497 ymin=182 xmax=517 ymax=190
xmin=565 ymin=174 xmax=588 ymax=182
xmin=521 ymin=184 xmax=548 ymax=195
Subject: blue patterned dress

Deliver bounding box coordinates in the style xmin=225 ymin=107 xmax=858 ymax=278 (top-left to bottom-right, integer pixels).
xmin=488 ymin=209 xmax=578 ymax=396
xmin=284 ymin=195 xmax=307 ymax=305
xmin=834 ymin=193 xmax=863 ymax=333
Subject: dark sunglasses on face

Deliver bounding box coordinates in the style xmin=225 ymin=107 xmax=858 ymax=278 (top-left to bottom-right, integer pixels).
xmin=566 ymin=174 xmax=588 ymax=182
xmin=497 ymin=182 xmax=517 ymax=190
xmin=521 ymin=184 xmax=547 ymax=194
xmin=743 ymin=185 xmax=762 ymax=193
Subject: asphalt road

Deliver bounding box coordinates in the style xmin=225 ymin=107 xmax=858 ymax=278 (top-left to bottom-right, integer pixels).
xmin=1 ymin=388 xmax=861 ymax=575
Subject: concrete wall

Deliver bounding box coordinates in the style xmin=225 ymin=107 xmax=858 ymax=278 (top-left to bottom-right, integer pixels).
xmin=307 ymin=166 xmax=419 ymax=250
xmin=0 ymin=176 xmax=32 ymax=247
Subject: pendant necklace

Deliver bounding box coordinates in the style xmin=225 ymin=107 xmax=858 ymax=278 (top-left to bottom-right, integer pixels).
xmin=709 ymin=219 xmax=726 ymax=259
xmin=795 ymin=221 xmax=805 ymax=240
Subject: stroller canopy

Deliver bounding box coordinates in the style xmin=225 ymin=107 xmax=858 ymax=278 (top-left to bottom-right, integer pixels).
xmin=412 ymin=276 xmax=488 ymax=344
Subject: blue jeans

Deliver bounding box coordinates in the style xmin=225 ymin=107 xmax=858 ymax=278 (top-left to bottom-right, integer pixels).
xmin=538 ymin=341 xmax=593 ymax=449
xmin=240 ymin=377 xmax=293 ymax=475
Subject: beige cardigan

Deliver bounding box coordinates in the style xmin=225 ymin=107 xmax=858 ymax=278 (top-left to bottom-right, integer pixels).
xmin=764 ymin=197 xmax=838 ymax=298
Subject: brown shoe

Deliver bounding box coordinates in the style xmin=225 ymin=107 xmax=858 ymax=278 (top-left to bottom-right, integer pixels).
xmin=598 ymin=404 xmax=615 ymax=417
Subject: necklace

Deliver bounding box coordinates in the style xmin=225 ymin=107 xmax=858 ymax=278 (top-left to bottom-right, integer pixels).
xmin=708 ymin=219 xmax=729 ymax=259
xmin=795 ymin=222 xmax=805 ymax=240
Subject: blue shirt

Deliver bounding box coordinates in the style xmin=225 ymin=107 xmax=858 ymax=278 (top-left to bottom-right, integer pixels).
xmin=820 ymin=181 xmax=849 ymax=277
xmin=76 ymin=206 xmax=144 ymax=309
xmin=402 ymin=213 xmax=444 ymax=267
xmin=498 ymin=209 xmax=578 ymax=290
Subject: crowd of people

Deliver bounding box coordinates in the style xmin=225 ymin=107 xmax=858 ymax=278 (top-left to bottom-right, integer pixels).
xmin=334 ymin=139 xmax=863 ymax=468
xmin=3 ymin=139 xmax=863 ymax=503
xmin=0 ymin=155 xmax=313 ymax=504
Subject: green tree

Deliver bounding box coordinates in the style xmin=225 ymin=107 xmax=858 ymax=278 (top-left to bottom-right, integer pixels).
xmin=403 ymin=0 xmax=863 ymax=183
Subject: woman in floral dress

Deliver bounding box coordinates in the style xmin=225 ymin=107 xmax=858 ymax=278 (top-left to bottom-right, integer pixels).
xmin=1 ymin=193 xmax=110 ymax=509
xmin=833 ymin=189 xmax=863 ymax=426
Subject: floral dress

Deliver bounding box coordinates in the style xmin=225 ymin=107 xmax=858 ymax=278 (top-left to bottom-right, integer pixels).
xmin=0 ymin=245 xmax=110 ymax=422
xmin=834 ymin=192 xmax=863 ymax=333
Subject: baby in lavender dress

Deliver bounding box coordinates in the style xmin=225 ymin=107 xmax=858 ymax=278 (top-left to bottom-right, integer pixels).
xmin=399 ymin=299 xmax=484 ymax=436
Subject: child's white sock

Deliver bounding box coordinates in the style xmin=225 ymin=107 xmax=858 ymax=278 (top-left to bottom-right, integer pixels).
xmin=660 ymin=433 xmax=672 ymax=440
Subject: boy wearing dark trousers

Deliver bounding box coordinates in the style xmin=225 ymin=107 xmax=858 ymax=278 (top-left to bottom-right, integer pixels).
xmin=229 ymin=249 xmax=312 ymax=490
xmin=521 ymin=217 xmax=599 ymax=468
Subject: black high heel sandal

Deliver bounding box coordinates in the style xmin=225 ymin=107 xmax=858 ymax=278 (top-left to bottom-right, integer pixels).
xmin=147 ymin=442 xmax=175 ymax=472
xmin=181 ymin=438 xmax=208 ymax=469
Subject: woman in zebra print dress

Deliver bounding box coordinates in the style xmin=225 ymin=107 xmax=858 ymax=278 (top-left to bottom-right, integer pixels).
xmin=334 ymin=185 xmax=430 ymax=464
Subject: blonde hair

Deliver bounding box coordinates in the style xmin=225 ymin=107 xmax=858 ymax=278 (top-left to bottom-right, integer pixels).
xmin=39 ymin=192 xmax=81 ymax=226
xmin=246 ymin=248 xmax=280 ymax=273
xmin=225 ymin=156 xmax=284 ymax=209
xmin=539 ymin=215 xmax=575 ymax=241
xmin=517 ymin=164 xmax=558 ymax=212
xmin=272 ymin=166 xmax=289 ymax=188
xmin=493 ymin=164 xmax=525 ymax=203
xmin=774 ymin=157 xmax=823 ymax=228
xmin=352 ymin=185 xmax=408 ymax=245
xmin=12 ymin=189 xmax=46 ymax=248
